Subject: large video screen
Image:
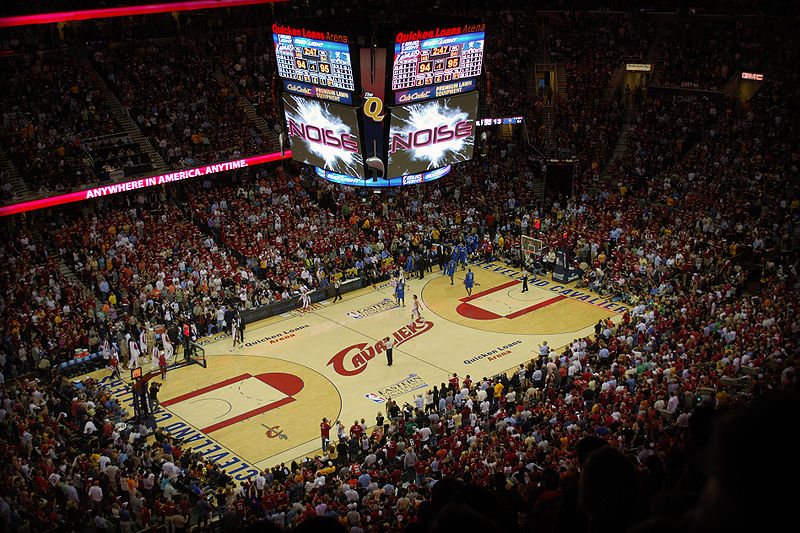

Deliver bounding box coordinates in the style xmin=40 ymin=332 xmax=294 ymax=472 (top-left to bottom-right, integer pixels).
xmin=392 ymin=31 xmax=484 ymax=91
xmin=283 ymin=93 xmax=365 ymax=178
xmin=274 ymin=33 xmax=354 ymax=92
xmin=387 ymin=91 xmax=478 ymax=179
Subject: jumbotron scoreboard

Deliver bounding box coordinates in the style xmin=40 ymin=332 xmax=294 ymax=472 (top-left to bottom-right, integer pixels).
xmin=273 ymin=33 xmax=354 ymax=92
xmin=273 ymin=18 xmax=486 ymax=187
xmin=392 ymin=31 xmax=485 ymax=91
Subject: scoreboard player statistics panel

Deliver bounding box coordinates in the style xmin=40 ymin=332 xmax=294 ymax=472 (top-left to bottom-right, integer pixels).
xmin=392 ymin=31 xmax=485 ymax=91
xmin=274 ymin=33 xmax=355 ymax=92
xmin=283 ymin=93 xmax=365 ymax=178
xmin=387 ymin=91 xmax=479 ymax=179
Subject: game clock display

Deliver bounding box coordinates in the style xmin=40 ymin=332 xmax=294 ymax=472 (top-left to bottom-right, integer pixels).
xmin=392 ymin=31 xmax=485 ymax=91
xmin=274 ymin=33 xmax=354 ymax=92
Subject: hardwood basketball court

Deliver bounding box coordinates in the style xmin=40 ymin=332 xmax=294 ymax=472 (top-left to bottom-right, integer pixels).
xmin=91 ymin=261 xmax=627 ymax=479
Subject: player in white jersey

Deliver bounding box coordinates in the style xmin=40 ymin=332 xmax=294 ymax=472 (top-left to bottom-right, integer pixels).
xmin=139 ymin=329 xmax=148 ymax=363
xmin=231 ymin=318 xmax=239 ymax=351
xmin=128 ymin=338 xmax=140 ymax=369
xmin=411 ymin=294 xmax=423 ymax=320
xmin=390 ymin=274 xmax=398 ymax=304
xmin=162 ymin=331 xmax=174 ymax=364
xmin=148 ymin=344 xmax=159 ymax=370
xmin=300 ymin=284 xmax=311 ymax=310
xmin=101 ymin=339 xmax=111 ymax=361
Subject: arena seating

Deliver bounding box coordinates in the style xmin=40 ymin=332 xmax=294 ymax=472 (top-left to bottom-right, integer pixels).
xmin=0 ymin=51 xmax=119 ymax=193
xmin=91 ymin=38 xmax=267 ymax=170
xmin=1 ymin=4 xmax=798 ymax=533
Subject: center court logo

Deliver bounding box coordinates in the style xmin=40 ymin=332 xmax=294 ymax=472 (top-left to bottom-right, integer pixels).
xmin=327 ymin=317 xmax=434 ymax=376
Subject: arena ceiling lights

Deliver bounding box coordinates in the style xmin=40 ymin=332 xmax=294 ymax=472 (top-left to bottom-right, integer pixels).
xmin=0 ymin=0 xmax=287 ymax=28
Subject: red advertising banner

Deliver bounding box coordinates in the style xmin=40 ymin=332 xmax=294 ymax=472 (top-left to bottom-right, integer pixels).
xmin=0 ymin=1 xmax=287 ymax=28
xmin=0 ymin=150 xmax=291 ymax=217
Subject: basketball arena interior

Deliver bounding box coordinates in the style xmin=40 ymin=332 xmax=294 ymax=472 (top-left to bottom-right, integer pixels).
xmin=0 ymin=1 xmax=798 ymax=532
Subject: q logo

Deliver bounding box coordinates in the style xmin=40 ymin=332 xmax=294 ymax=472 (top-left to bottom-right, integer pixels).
xmin=363 ymin=96 xmax=385 ymax=122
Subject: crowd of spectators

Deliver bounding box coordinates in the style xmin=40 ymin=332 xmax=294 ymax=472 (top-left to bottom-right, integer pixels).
xmin=0 ymin=230 xmax=100 ymax=377
xmin=656 ymin=17 xmax=769 ymax=90
xmin=82 ymin=135 xmax=152 ymax=181
xmin=1 ymin=4 xmax=799 ymax=533
xmin=0 ymin=50 xmax=120 ymax=194
xmin=91 ymin=38 xmax=268 ymax=170
xmin=214 ymin=30 xmax=282 ymax=132
xmin=52 ymin=196 xmax=257 ymax=358
xmin=547 ymin=12 xmax=653 ymax=170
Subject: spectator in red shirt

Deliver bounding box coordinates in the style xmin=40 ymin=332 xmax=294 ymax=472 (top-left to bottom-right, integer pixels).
xmin=320 ymin=417 xmax=331 ymax=452
xmin=349 ymin=420 xmax=363 ymax=440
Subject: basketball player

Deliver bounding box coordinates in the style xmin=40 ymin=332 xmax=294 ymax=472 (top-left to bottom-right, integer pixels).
xmin=128 ymin=337 xmax=140 ymax=369
xmin=151 ymin=344 xmax=161 ymax=370
xmin=396 ymin=277 xmax=405 ymax=307
xmin=464 ymin=268 xmax=474 ymax=297
xmin=162 ymin=330 xmax=174 ymax=364
xmin=101 ymin=338 xmax=111 ymax=361
xmin=411 ymin=295 xmax=423 ymax=321
xmin=109 ymin=346 xmax=121 ymax=380
xmin=390 ymin=273 xmax=399 ymax=304
xmin=159 ymin=350 xmax=168 ymax=380
xmin=139 ymin=327 xmax=148 ymax=364
xmin=458 ymin=241 xmax=468 ymax=270
xmin=300 ymin=284 xmax=311 ymax=311
xmin=446 ymin=257 xmax=456 ymax=285
xmin=231 ymin=316 xmax=240 ymax=352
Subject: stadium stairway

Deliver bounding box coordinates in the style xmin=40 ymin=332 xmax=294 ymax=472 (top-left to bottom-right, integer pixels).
xmin=540 ymin=107 xmax=557 ymax=157
xmin=555 ymin=60 xmax=567 ymax=99
xmin=605 ymin=64 xmax=625 ymax=101
xmin=43 ymin=235 xmax=109 ymax=376
xmin=213 ymin=66 xmax=280 ymax=152
xmin=0 ymin=145 xmax=30 ymax=201
xmin=603 ymin=105 xmax=638 ymax=172
xmin=530 ymin=175 xmax=546 ymax=200
xmin=525 ymin=70 xmax=538 ymax=103
xmin=84 ymin=58 xmax=170 ymax=174
xmin=43 ymin=235 xmax=102 ymax=309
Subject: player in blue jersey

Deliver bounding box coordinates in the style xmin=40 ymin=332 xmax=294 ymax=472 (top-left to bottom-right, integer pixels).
xmin=464 ymin=268 xmax=474 ymax=296
xmin=396 ymin=278 xmax=405 ymax=306
xmin=446 ymin=258 xmax=456 ymax=285
xmin=467 ymin=233 xmax=478 ymax=256
xmin=405 ymin=254 xmax=414 ymax=279
xmin=458 ymin=243 xmax=468 ymax=270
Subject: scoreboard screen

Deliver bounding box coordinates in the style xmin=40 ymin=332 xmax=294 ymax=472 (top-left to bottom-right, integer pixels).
xmin=387 ymin=92 xmax=478 ymax=178
xmin=392 ymin=31 xmax=485 ymax=91
xmin=283 ymin=93 xmax=365 ymax=179
xmin=274 ymin=33 xmax=354 ymax=92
